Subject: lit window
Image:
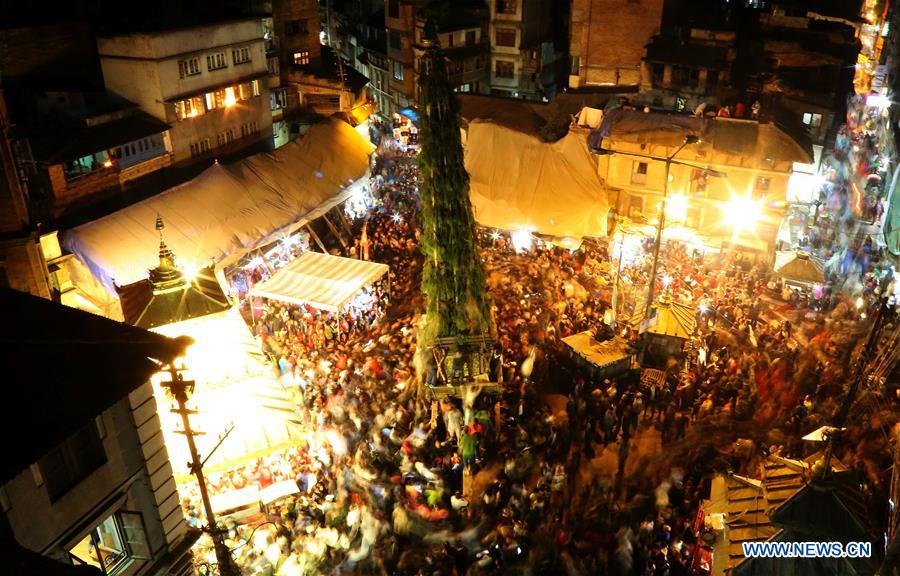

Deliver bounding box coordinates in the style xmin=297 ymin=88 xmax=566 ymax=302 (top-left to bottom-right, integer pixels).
xmin=175 ymin=96 xmax=206 ymax=120
xmin=393 ymin=60 xmax=404 ymax=80
xmin=802 ymin=112 xmax=822 ymax=128
xmin=691 ymin=168 xmax=709 ymax=194
xmin=177 ymin=57 xmax=201 ymax=78
xmin=293 ymin=51 xmax=310 ymax=65
xmin=69 ymin=511 xmax=150 ymax=574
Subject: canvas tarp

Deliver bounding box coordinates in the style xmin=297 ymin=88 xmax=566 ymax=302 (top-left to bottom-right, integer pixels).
xmin=464 ymin=121 xmax=609 ymax=239
xmin=62 ymin=118 xmax=375 ymax=292
xmin=562 ymin=331 xmax=631 ymax=369
xmin=249 ymin=251 xmax=389 ymax=312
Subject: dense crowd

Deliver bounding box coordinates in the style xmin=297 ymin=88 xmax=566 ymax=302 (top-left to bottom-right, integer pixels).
xmin=177 ymin=105 xmax=900 ymax=576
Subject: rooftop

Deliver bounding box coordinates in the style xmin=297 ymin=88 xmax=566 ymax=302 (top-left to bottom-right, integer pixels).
xmin=0 ymin=288 xmax=190 ymax=486
xmin=591 ymin=108 xmax=814 ymax=164
xmin=28 ymin=108 xmax=170 ymax=164
xmin=291 ymin=45 xmax=370 ymax=95
xmin=116 ymin=265 xmax=231 ymax=329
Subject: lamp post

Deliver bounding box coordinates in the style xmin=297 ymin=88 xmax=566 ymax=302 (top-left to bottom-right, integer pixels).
xmin=593 ymin=136 xmax=726 ymax=323
xmin=159 ymin=364 xmax=242 ymax=576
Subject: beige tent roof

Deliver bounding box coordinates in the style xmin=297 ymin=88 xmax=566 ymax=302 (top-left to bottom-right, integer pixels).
xmin=561 ymin=331 xmax=631 ymax=369
xmin=464 ymin=121 xmax=609 ymax=239
xmin=774 ymin=250 xmax=825 ymax=284
xmin=63 ymin=118 xmax=374 ymax=292
xmin=249 ymin=251 xmax=389 ymax=312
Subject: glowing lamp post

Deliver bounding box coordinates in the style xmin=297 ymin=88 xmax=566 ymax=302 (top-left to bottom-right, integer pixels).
xmin=593 ymin=135 xmax=726 ymax=323
xmin=723 ymin=193 xmax=763 ymax=238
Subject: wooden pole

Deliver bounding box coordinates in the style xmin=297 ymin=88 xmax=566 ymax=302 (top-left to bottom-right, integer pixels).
xmin=161 ymin=365 xmax=242 ymax=576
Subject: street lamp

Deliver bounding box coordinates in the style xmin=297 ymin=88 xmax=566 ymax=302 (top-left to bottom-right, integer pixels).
xmin=594 ymin=135 xmax=726 ymax=323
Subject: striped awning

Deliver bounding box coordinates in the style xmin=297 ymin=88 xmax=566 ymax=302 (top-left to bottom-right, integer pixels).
xmin=250 ymin=251 xmax=389 ymax=312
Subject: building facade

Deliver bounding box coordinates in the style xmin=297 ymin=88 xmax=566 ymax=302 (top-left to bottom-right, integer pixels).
xmin=488 ymin=0 xmax=564 ymax=101
xmin=595 ymin=110 xmax=813 ymax=259
xmin=385 ymin=0 xmax=422 ymax=116
xmin=413 ymin=3 xmax=490 ymax=96
xmin=2 ymin=385 xmax=194 ymax=576
xmin=569 ymin=0 xmax=665 ymax=89
xmin=270 ymin=0 xmax=371 ymax=130
xmin=97 ymin=18 xmax=273 ymax=165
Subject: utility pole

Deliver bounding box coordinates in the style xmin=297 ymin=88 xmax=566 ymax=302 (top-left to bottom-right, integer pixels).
xmin=160 ymin=365 xmax=242 ymax=576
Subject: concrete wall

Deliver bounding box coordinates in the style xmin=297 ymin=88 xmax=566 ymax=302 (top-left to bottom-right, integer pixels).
xmin=570 ymin=0 xmax=664 ymax=87
xmin=98 ymin=19 xmax=271 ymax=163
xmin=1 ymin=386 xmax=186 ymax=575
xmin=100 ymin=59 xmax=166 ymax=120
xmin=167 ymin=91 xmax=272 ymax=161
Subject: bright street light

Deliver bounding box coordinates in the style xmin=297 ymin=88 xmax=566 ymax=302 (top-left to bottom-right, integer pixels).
xmin=723 ymin=193 xmax=762 ymax=235
xmin=666 ymin=194 xmax=689 ymax=222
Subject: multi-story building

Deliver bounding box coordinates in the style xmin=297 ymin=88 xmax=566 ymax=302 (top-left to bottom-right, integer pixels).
xmin=0 ymin=85 xmax=195 ymax=576
xmin=360 ymin=11 xmax=392 ymax=118
xmin=639 ymin=0 xmax=859 ymax=148
xmin=743 ymin=1 xmax=860 ymax=148
xmin=271 ymin=0 xmax=371 ymax=127
xmin=413 ymin=1 xmax=490 ymax=95
xmin=641 ymin=28 xmax=737 ymax=112
xmin=385 ymin=0 xmax=423 ymax=116
xmin=593 ymin=109 xmax=813 ymax=260
xmin=569 ymin=0 xmax=665 ymax=89
xmin=16 ymin=91 xmax=174 ymax=220
xmin=96 ymin=18 xmax=273 ymax=165
xmin=488 ymin=0 xmax=565 ymax=101
xmin=1 ymin=287 xmax=195 ymax=576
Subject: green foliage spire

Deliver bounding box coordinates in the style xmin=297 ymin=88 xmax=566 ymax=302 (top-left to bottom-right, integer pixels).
xmin=417 ymin=28 xmax=491 ymax=342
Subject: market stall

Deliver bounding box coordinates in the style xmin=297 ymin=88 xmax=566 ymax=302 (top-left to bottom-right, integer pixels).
xmin=249 ymin=251 xmax=389 ymax=313
xmin=63 ymin=118 xmax=375 ymax=295
xmin=151 ymin=307 xmax=301 ymax=476
xmin=561 ymin=331 xmax=633 ymax=380
xmin=629 ymin=292 xmax=697 ymax=367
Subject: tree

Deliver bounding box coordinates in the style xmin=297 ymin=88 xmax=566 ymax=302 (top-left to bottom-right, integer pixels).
xmin=416 ymin=22 xmax=491 ymax=344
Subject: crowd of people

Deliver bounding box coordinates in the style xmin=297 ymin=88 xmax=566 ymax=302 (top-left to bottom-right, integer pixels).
xmin=174 ymin=104 xmax=900 ymax=576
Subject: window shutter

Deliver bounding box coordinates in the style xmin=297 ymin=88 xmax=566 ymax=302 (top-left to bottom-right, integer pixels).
xmin=119 ymin=511 xmax=152 ymax=560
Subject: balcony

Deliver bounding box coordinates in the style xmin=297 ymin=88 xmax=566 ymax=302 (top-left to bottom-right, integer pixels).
xmin=265 ymin=37 xmax=281 ymax=55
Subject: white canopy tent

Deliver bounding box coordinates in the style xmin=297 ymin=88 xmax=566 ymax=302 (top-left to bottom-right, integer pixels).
xmin=63 ymin=118 xmax=375 ymax=294
xmin=464 ymin=120 xmax=609 ymax=239
xmin=249 ymin=251 xmax=389 ymax=312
